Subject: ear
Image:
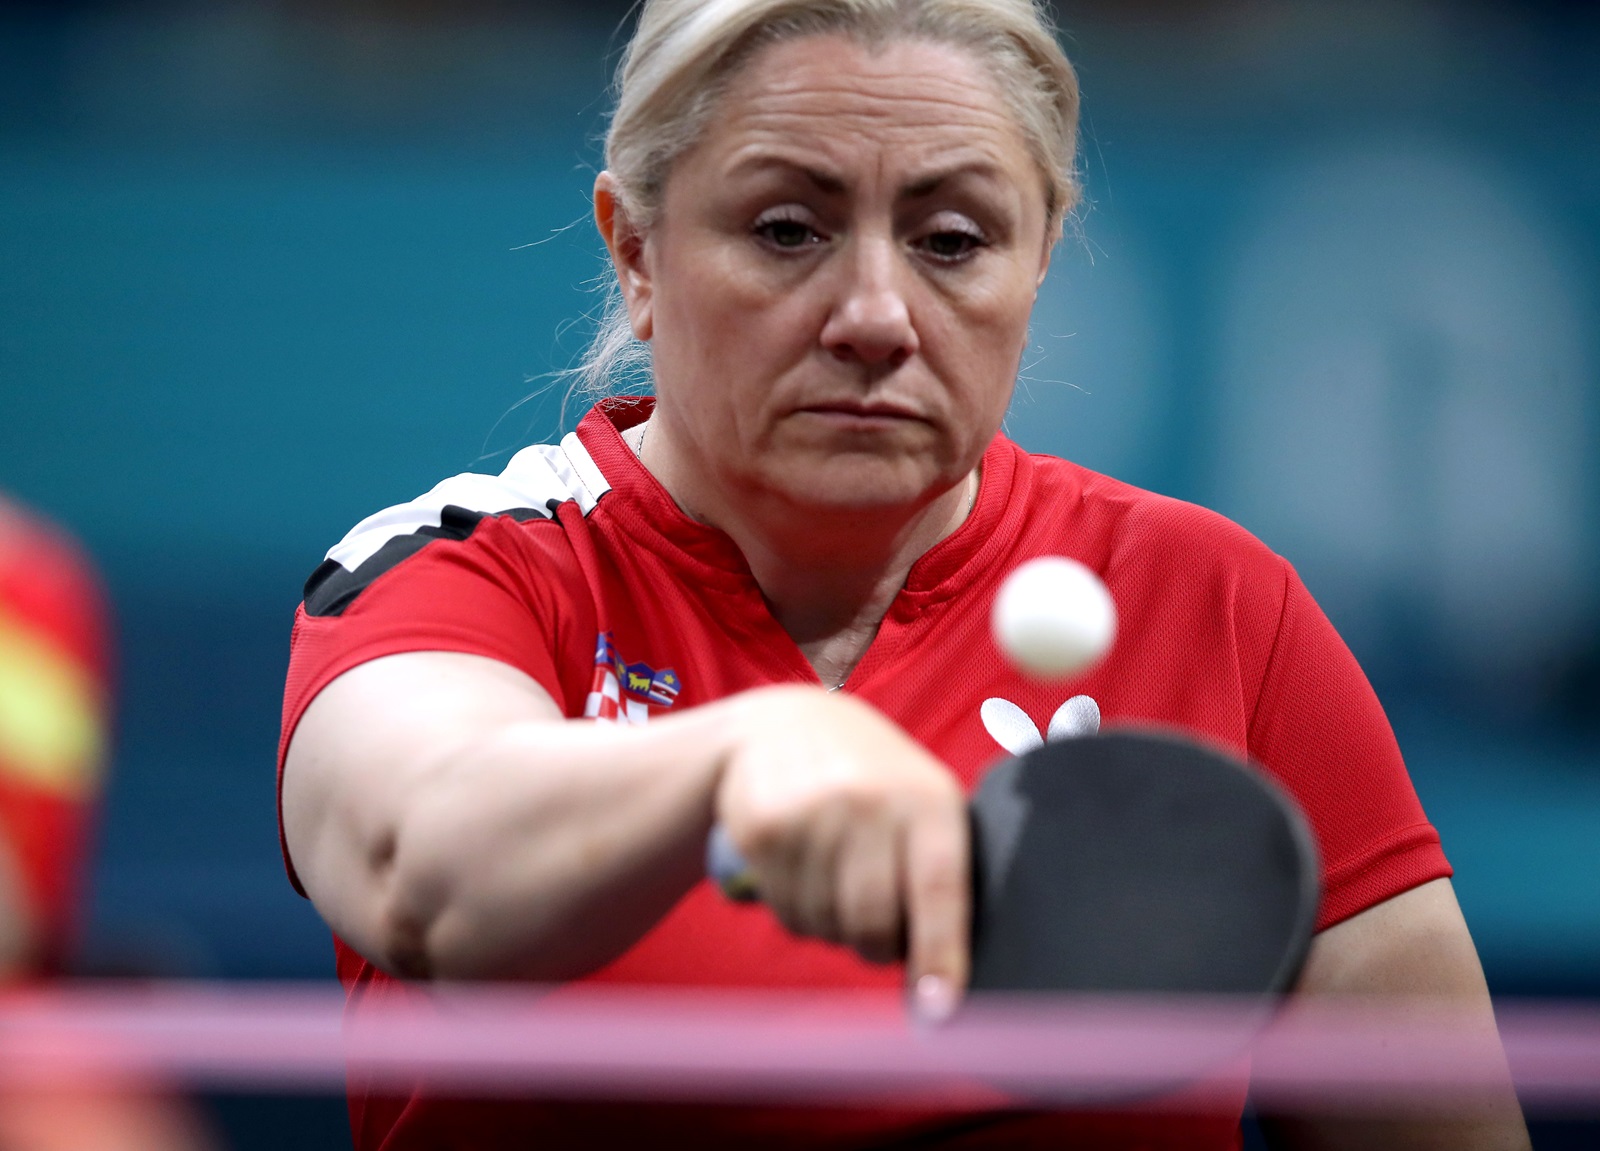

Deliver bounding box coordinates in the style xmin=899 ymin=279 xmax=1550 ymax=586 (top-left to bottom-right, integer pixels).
xmin=594 ymin=171 xmax=654 ymax=342
xmin=1034 ymin=231 xmax=1055 ymax=296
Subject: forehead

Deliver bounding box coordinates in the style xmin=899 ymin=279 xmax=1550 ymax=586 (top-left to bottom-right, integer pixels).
xmin=697 ymin=34 xmax=1033 ymax=187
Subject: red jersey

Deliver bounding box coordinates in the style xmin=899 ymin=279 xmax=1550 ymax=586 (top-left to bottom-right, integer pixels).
xmin=0 ymin=498 xmax=110 ymax=976
xmin=280 ymin=398 xmax=1449 ymax=1149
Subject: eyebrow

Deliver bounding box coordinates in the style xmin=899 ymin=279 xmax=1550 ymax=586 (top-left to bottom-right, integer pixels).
xmin=726 ymin=153 xmax=1004 ymax=199
xmin=799 ymin=165 xmax=845 ymax=195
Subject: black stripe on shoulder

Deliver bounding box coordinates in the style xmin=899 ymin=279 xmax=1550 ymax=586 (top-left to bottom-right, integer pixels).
xmin=303 ymin=504 xmax=548 ymax=618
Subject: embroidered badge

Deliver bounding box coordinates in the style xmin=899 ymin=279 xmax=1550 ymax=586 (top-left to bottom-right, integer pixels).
xmin=584 ymin=633 xmax=683 ymax=726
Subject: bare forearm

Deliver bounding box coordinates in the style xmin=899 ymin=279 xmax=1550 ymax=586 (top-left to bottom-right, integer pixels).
xmin=285 ymin=655 xmax=969 ymax=996
xmin=283 ymin=653 xmax=740 ymax=982
xmin=381 ymin=712 xmax=730 ymax=980
xmin=1259 ymin=880 xmax=1529 ymax=1151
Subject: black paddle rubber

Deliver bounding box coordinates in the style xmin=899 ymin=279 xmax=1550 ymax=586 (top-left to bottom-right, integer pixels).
xmin=968 ymin=729 xmax=1320 ymax=996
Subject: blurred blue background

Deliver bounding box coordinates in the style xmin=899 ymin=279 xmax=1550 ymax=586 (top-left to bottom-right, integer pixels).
xmin=1 ymin=0 xmax=1597 ymax=1142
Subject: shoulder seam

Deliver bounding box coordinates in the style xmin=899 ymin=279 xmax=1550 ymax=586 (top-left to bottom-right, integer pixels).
xmin=1245 ymin=555 xmax=1295 ymax=751
xmin=558 ymin=432 xmax=611 ymax=510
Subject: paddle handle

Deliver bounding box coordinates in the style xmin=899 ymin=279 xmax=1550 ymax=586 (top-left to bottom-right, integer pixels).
xmin=706 ymin=824 xmax=759 ymax=901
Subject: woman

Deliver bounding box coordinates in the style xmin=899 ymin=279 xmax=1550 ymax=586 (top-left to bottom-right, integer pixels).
xmin=280 ymin=0 xmax=1529 ymax=1146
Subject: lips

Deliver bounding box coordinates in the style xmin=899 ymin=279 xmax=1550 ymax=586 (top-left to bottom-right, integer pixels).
xmin=795 ymin=399 xmax=926 ymax=422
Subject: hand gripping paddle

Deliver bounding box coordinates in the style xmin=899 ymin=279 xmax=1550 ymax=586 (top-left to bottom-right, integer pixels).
xmin=708 ymin=729 xmax=1320 ymax=999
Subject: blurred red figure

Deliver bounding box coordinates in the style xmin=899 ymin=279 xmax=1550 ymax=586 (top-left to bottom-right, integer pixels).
xmin=0 ymin=495 xmax=217 ymax=1151
xmin=0 ymin=495 xmax=109 ymax=977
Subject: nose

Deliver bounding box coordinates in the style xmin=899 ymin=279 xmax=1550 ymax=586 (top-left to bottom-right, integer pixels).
xmin=819 ymin=236 xmax=919 ymax=370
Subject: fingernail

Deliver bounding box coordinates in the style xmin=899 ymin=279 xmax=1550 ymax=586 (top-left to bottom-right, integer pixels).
xmin=913 ymin=974 xmax=957 ymax=1025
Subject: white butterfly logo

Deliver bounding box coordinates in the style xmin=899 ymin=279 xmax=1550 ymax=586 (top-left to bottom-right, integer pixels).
xmin=980 ymin=694 xmax=1100 ymax=755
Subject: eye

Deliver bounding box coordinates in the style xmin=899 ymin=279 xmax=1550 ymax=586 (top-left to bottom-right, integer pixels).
xmin=753 ymin=213 xmax=825 ymax=251
xmin=915 ymin=214 xmax=985 ymax=264
xmin=921 ymin=228 xmax=979 ymax=259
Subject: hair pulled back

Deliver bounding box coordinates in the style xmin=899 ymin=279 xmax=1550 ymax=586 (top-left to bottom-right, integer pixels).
xmin=580 ymin=0 xmax=1080 ymax=394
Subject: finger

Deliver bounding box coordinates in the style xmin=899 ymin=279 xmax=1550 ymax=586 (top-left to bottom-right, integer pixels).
xmin=745 ymin=806 xmax=837 ymax=942
xmin=835 ymin=818 xmax=903 ymax=964
xmin=789 ymin=810 xmax=845 ymax=942
xmin=902 ymin=795 xmax=971 ymax=1023
xmin=734 ymin=818 xmax=806 ymax=935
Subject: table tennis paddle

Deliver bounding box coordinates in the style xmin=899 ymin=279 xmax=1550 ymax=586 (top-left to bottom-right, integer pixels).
xmin=706 ymin=728 xmax=1319 ymax=998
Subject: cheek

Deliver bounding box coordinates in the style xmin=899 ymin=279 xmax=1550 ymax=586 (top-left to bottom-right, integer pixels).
xmin=653 ymin=239 xmax=811 ymax=375
xmin=935 ymin=275 xmax=1036 ymax=409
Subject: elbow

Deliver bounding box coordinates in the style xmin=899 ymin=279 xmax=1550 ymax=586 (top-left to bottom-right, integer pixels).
xmin=376 ymin=896 xmax=437 ymax=981
xmin=366 ymin=802 xmax=541 ymax=982
xmin=365 ymin=824 xmax=658 ymax=984
xmin=368 ymin=819 xmax=457 ymax=981
xmin=348 ymin=766 xmax=697 ymax=983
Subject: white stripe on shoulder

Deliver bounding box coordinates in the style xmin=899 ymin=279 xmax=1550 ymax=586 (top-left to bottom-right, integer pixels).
xmin=557 ymin=432 xmax=611 ymax=513
xmin=325 ymin=439 xmax=614 ymax=571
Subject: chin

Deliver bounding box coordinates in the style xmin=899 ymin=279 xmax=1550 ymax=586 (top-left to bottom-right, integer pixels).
xmin=762 ymin=451 xmax=959 ymax=515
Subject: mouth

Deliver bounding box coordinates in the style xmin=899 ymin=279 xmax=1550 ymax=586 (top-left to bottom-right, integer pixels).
xmin=794 ymin=399 xmax=927 ymax=425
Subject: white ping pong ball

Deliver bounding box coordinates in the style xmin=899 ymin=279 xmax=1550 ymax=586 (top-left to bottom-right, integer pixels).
xmin=991 ymin=556 xmax=1116 ymax=679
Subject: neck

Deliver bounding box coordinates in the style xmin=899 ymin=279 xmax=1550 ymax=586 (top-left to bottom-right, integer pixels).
xmin=629 ymin=417 xmax=978 ymax=687
xmin=735 ymin=476 xmax=976 ymax=686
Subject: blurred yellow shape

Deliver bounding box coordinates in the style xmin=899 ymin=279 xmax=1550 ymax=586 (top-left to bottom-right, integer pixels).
xmin=0 ymin=612 xmax=103 ymax=798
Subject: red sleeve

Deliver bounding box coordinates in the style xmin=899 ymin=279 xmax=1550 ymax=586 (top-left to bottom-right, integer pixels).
xmin=1249 ymin=561 xmax=1451 ymax=931
xmin=277 ymin=514 xmax=587 ymax=896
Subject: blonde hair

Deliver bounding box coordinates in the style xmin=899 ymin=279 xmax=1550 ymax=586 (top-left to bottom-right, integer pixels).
xmin=579 ymin=0 xmax=1080 ymax=395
